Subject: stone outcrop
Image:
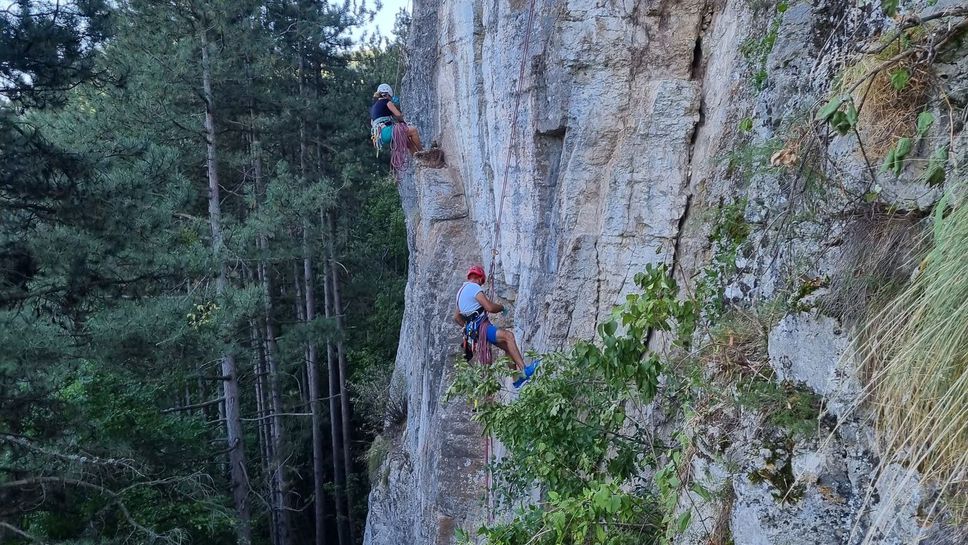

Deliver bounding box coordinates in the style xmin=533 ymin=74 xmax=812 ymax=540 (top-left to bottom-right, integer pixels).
xmin=365 ymin=0 xmax=966 ymax=543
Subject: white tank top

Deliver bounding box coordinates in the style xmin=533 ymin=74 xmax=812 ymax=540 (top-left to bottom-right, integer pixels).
xmin=456 ymin=281 xmax=484 ymax=314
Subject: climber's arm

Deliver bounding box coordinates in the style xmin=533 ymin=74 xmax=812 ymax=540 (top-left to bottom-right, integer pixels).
xmin=475 ymin=292 xmax=504 ymax=314
xmin=387 ymin=101 xmax=405 ymax=122
xmin=454 ymin=309 xmax=466 ymax=326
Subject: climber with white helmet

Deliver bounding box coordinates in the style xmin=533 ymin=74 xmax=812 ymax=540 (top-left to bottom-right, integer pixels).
xmin=370 ymin=83 xmax=423 ymax=154
xmin=454 ymin=265 xmax=539 ymax=388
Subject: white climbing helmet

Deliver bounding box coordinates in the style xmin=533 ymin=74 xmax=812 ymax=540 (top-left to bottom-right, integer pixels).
xmin=377 ymin=83 xmax=393 ymax=96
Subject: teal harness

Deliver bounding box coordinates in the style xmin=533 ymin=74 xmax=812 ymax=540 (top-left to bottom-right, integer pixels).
xmin=371 ymin=116 xmax=394 ymax=152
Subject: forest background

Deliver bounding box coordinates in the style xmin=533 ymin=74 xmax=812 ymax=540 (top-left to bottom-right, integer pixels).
xmin=0 ymin=1 xmax=408 ymax=544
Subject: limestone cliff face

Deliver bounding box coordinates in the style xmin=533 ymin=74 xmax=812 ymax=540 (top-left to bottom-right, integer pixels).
xmin=364 ymin=1 xmax=966 ymax=544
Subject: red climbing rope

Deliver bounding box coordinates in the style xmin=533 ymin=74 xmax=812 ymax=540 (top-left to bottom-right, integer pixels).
xmin=483 ymin=0 xmax=541 ymax=526
xmin=388 ymin=0 xmax=415 ymax=185
xmin=390 ymin=122 xmax=411 ymax=171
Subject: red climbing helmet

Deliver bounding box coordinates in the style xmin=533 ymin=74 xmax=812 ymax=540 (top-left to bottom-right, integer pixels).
xmin=466 ymin=265 xmax=486 ymax=282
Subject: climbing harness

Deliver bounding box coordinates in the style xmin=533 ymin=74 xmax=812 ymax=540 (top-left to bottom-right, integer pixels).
xmin=457 ymin=279 xmax=494 ymax=366
xmin=460 ymin=309 xmax=494 ymax=366
xmin=371 ymin=115 xmax=413 ymax=174
xmin=370 ymin=116 xmax=395 ymax=153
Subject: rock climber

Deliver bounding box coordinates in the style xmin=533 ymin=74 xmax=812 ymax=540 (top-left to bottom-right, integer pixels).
xmin=370 ymin=83 xmax=422 ymax=154
xmin=454 ymin=265 xmax=539 ymax=388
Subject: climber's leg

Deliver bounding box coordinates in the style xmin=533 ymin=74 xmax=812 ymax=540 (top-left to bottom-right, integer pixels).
xmin=490 ymin=326 xmax=524 ymax=371
xmin=407 ymin=125 xmax=422 ymax=153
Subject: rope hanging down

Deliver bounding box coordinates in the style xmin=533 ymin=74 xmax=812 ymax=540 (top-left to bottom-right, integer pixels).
xmin=483 ymin=0 xmax=542 ymax=526
xmin=389 ymin=0 xmax=414 ymax=180
xmin=393 ymin=0 xmax=413 ymax=94
xmin=486 ymin=0 xmax=541 ymax=296
xmin=390 ymin=122 xmax=411 ymax=171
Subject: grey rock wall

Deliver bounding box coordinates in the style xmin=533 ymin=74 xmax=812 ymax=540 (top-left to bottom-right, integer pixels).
xmin=364 ymin=0 xmax=966 ymax=543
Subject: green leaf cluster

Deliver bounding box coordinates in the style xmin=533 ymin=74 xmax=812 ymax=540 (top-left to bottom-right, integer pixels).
xmin=740 ymin=1 xmax=788 ymax=90
xmin=816 ymin=96 xmax=859 ymax=135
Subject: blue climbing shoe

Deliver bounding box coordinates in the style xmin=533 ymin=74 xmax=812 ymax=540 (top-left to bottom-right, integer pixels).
xmin=513 ymin=360 xmax=541 ymax=389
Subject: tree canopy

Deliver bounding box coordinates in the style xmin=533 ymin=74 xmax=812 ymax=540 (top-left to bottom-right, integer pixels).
xmin=1 ymin=1 xmax=409 ymax=543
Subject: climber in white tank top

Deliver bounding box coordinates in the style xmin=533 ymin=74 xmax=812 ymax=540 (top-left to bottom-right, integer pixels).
xmin=453 ymin=265 xmax=540 ymax=388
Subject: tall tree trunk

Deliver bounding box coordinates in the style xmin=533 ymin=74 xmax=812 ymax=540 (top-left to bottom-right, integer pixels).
xmin=196 ymin=372 xmax=208 ymax=419
xmin=294 ymin=263 xmax=313 ymax=408
xmin=263 ymin=277 xmax=291 ymax=545
xmin=303 ymin=234 xmax=333 ymax=545
xmin=290 ymin=262 xmax=311 ymax=411
xmin=249 ymin=319 xmax=269 ymax=471
xmin=252 ymin=126 xmax=292 ymax=545
xmin=250 ymin=319 xmax=278 ymax=545
xmin=296 ymin=53 xmax=332 ymax=545
xmin=200 ymin=27 xmax=252 ymax=545
xmin=293 ymin=262 xmax=305 ymax=321
xmin=327 ymin=211 xmax=355 ymax=541
xmin=322 ymin=247 xmax=350 ymax=545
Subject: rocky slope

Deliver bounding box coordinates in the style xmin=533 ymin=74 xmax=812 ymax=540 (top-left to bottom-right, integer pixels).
xmin=364 ymin=1 xmax=967 ymax=543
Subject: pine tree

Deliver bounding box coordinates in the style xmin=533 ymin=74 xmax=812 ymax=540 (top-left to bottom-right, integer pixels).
xmin=1 ymin=1 xmax=408 ymax=543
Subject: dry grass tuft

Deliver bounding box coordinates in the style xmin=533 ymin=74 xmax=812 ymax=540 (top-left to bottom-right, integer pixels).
xmin=821 ymin=207 xmax=928 ymax=323
xmin=840 ymin=32 xmax=935 ymax=157
xmin=365 ymin=434 xmax=391 ymax=485
xmin=852 ymin=183 xmax=968 ymax=539
xmin=703 ymin=303 xmax=784 ymax=381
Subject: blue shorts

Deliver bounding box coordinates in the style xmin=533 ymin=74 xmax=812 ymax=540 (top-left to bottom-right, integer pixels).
xmin=485 ymin=324 xmax=498 ymax=344
xmin=380 ymin=125 xmax=393 ymax=145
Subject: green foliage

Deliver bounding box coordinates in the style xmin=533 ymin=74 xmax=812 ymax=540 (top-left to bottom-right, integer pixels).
xmin=0 ymin=1 xmax=112 ymax=108
xmin=724 ymin=138 xmax=784 ymax=179
xmin=916 ymin=111 xmax=934 ymax=136
xmin=710 ymin=201 xmax=752 ymax=248
xmin=449 ymin=265 xmax=701 ymax=544
xmin=740 ymin=1 xmax=788 ymax=90
xmin=468 ymin=482 xmax=655 ymax=545
xmin=697 ymin=200 xmax=752 ymax=318
xmin=654 ymin=431 xmax=711 ymax=544
xmin=881 ymin=0 xmax=899 ymax=17
xmin=871 ymin=107 xmax=942 ymax=179
xmin=816 ymin=96 xmax=846 ymax=122
xmin=816 ymin=96 xmax=859 ymax=135
xmin=345 ymin=176 xmax=408 ymax=433
xmin=889 ymin=67 xmax=910 ymax=91
xmin=882 ymin=136 xmax=913 ymax=175
xmin=366 ymin=435 xmax=391 ymax=485
xmin=920 ymin=145 xmax=948 ymax=186
xmin=736 ymin=375 xmax=823 ymax=437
